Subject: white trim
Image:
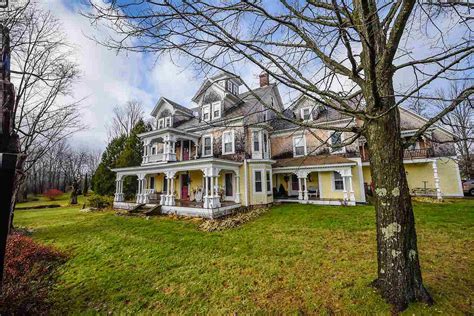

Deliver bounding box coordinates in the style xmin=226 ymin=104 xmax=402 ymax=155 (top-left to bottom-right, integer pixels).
xmin=253 ymin=169 xmax=264 ymax=194
xmin=202 ymin=134 xmax=213 ymax=157
xmin=252 ymin=130 xmax=261 ymax=155
xmin=222 ymin=129 xmax=235 ymax=155
xmin=332 ymin=171 xmax=344 ymax=191
xmin=292 ymin=134 xmax=307 ymax=157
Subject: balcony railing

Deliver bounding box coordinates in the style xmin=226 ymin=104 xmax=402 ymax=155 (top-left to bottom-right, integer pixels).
xmin=361 ymin=147 xmax=434 ymax=162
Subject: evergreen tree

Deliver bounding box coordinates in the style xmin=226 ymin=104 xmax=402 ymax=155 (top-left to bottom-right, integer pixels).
xmin=116 ymin=120 xmax=149 ymax=198
xmin=91 ymin=119 xmax=150 ymax=198
xmin=91 ymin=135 xmax=127 ymax=195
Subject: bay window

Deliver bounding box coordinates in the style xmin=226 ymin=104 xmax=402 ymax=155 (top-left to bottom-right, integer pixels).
xmin=254 ymin=170 xmax=263 ymax=193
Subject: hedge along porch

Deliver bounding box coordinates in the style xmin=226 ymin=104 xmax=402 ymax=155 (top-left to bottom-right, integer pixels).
xmin=112 ymin=158 xmax=243 ymax=218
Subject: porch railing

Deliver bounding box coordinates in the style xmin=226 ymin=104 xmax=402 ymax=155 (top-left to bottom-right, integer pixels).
xmin=361 ymin=147 xmax=434 ymax=162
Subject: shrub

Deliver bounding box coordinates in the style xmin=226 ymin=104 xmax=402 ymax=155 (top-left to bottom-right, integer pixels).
xmin=43 ymin=189 xmax=63 ymax=200
xmin=0 ymin=232 xmax=66 ymax=314
xmin=87 ymin=194 xmax=113 ymax=209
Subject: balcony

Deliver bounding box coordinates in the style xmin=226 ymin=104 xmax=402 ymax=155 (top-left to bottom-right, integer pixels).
xmin=361 ymin=147 xmax=434 ymax=162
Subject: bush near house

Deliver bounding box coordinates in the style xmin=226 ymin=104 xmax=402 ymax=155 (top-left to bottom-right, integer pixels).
xmin=0 ymin=232 xmax=66 ymax=314
xmin=43 ymin=189 xmax=64 ymax=200
xmin=87 ymin=194 xmax=113 ymax=209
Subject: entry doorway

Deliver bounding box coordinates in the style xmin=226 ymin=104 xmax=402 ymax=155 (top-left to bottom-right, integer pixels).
xmin=224 ymin=173 xmax=234 ymax=201
xmin=180 ymin=174 xmax=190 ymax=200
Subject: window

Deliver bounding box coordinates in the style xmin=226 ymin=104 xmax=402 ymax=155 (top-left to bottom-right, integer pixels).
xmin=212 ymin=101 xmax=221 ymax=119
xmin=333 ymin=172 xmax=344 ymax=191
xmin=202 ymin=135 xmax=213 ymax=156
xmin=253 ymin=131 xmax=260 ymax=152
xmin=301 ymin=107 xmax=311 ymax=120
xmin=226 ymin=80 xmax=239 ymax=95
xmin=263 ymin=132 xmax=269 ymax=156
xmin=293 ymin=136 xmax=306 ymax=157
xmin=202 ymin=104 xmax=210 ymax=121
xmin=157 ymin=118 xmax=164 ymax=129
xmin=149 ymin=177 xmax=155 ymax=190
xmin=330 ymin=132 xmax=344 ymax=153
xmin=222 ymin=130 xmax=235 ymax=154
xmin=151 ymin=147 xmax=156 ymax=155
xmin=266 ymin=171 xmax=271 ymax=193
xmin=254 ymin=170 xmax=262 ymax=193
xmin=165 ymin=116 xmax=172 ymax=127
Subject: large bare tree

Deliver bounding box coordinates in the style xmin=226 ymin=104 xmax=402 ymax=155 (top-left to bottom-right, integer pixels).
xmin=2 ymin=1 xmax=84 ymax=208
xmin=436 ymin=82 xmax=473 ymax=179
xmin=86 ymin=0 xmax=473 ymax=310
xmin=106 ymin=100 xmax=144 ymax=140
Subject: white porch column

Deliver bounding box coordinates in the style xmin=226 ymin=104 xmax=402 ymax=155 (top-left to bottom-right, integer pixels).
xmin=432 ymin=160 xmax=442 ymax=200
xmin=297 ymin=176 xmax=303 ymax=200
xmin=114 ymin=176 xmax=124 ymax=202
xmin=136 ymin=176 xmax=143 ymax=204
xmin=160 ymin=174 xmax=166 ymax=205
xmin=348 ymin=174 xmax=355 ymax=202
xmin=235 ymin=174 xmax=241 ymax=203
xmin=203 ymin=175 xmax=209 ymax=208
xmin=169 ymin=173 xmax=176 ymax=206
xmin=303 ymin=176 xmax=308 ymax=202
xmin=214 ymin=175 xmax=221 ymax=208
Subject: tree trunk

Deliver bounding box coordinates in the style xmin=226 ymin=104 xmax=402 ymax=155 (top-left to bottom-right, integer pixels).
xmin=70 ymin=178 xmax=78 ymax=204
xmin=364 ymin=104 xmax=433 ymax=311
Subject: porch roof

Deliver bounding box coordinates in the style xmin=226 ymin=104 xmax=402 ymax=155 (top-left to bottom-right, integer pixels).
xmin=138 ymin=127 xmax=200 ymax=142
xmin=273 ymin=155 xmax=356 ymax=168
xmin=111 ymin=157 xmax=242 ymax=176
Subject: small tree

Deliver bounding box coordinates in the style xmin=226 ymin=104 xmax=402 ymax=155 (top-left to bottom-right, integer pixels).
xmin=43 ymin=189 xmax=63 ymax=201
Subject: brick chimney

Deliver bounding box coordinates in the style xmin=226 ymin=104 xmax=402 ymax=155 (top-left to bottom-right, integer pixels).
xmin=259 ymin=71 xmax=269 ymax=87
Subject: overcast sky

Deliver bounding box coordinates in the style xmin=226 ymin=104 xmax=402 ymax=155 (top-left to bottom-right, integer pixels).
xmin=39 ymin=0 xmax=470 ymax=151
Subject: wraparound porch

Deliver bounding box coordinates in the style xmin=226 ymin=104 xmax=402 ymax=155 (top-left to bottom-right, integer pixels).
xmin=111 ymin=158 xmax=243 ymax=212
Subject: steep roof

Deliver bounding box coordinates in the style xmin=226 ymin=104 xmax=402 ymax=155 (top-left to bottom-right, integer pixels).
xmin=151 ymin=97 xmax=193 ymax=117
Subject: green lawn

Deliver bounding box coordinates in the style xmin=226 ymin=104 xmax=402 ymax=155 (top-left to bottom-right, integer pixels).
xmin=13 ymin=198 xmax=474 ymax=314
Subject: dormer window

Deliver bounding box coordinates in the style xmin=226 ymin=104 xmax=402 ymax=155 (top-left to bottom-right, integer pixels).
xmin=165 ymin=116 xmax=172 ymax=127
xmin=202 ymin=104 xmax=210 ymax=121
xmin=157 ymin=118 xmax=164 ymax=129
xmin=301 ymin=107 xmax=312 ymax=121
xmin=226 ymin=80 xmax=239 ymax=95
xmin=212 ymin=101 xmax=221 ymax=120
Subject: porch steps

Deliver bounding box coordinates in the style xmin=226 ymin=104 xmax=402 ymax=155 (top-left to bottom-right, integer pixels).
xmin=129 ymin=203 xmax=146 ymax=213
xmin=143 ymin=205 xmax=162 ymax=216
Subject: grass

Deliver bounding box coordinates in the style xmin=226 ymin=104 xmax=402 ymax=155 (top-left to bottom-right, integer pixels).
xmin=16 ymin=193 xmax=87 ymax=208
xmin=13 ymin=197 xmax=474 ymax=314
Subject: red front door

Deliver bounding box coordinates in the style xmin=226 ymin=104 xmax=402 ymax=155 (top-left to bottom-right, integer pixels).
xmin=181 ymin=174 xmax=189 ymax=200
